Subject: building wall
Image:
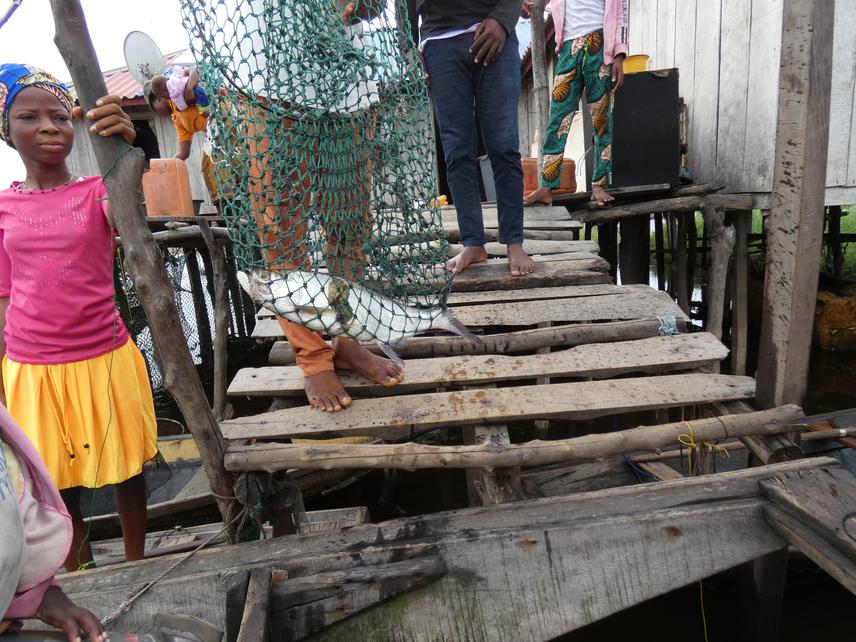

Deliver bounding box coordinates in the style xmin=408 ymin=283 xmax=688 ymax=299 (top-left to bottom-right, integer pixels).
xmin=628 ymin=0 xmax=856 ymax=203
xmin=67 ymin=106 xmax=216 ymax=214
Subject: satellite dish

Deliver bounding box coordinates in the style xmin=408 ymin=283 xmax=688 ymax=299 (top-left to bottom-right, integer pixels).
xmin=124 ymin=31 xmax=165 ymax=85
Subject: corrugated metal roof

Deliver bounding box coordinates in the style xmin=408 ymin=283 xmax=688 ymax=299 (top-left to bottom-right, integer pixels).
xmin=66 ymin=50 xmax=191 ymax=102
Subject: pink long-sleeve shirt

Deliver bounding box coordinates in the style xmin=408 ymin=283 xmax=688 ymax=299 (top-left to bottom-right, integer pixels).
xmin=550 ymin=0 xmax=629 ymax=63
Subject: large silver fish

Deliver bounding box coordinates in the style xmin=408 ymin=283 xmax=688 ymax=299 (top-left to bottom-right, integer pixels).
xmin=237 ymin=269 xmax=481 ymax=363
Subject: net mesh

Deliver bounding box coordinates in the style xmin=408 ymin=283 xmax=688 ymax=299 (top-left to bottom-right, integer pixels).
xmin=179 ymin=0 xmax=450 ymax=341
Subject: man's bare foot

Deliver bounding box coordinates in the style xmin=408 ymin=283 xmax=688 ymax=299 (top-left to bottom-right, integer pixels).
xmin=591 ymin=184 xmax=614 ymax=207
xmin=334 ymin=338 xmax=404 ymax=388
xmin=304 ymin=371 xmax=352 ymax=412
xmin=524 ymin=186 xmax=553 ymax=206
xmin=507 ymin=243 xmax=535 ymax=276
xmin=447 ymin=245 xmax=488 ymax=274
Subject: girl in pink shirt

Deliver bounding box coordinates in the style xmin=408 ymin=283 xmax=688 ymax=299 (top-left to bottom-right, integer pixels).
xmin=0 ymin=63 xmax=157 ymax=572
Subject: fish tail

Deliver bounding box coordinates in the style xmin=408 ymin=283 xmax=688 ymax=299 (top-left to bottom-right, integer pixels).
xmin=439 ymin=312 xmax=482 ymax=345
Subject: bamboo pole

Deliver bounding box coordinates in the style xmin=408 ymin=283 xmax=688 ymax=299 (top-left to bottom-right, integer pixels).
xmin=224 ymin=405 xmax=804 ymax=472
xmin=50 ymin=0 xmax=237 ymax=531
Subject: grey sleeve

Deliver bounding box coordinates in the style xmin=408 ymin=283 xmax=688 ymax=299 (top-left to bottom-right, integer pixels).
xmin=488 ymin=0 xmax=521 ymax=34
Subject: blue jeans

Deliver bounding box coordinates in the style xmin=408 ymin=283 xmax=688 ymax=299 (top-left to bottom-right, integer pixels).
xmin=424 ymin=30 xmax=524 ymax=247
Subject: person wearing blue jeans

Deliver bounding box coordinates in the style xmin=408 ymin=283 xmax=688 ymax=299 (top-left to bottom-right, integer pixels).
xmin=414 ymin=0 xmax=535 ymax=276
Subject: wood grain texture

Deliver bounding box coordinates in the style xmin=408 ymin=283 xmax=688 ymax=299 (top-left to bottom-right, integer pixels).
xmin=61 ymin=459 xmax=837 ymax=637
xmin=756 ymin=0 xmax=835 ymax=407
xmin=223 ymin=405 xmax=803 ymax=473
xmin=230 ymin=333 xmax=728 ymax=397
xmin=220 ymin=374 xmax=757 ymax=441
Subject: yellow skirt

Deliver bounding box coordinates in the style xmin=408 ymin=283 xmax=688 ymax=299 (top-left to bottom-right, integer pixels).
xmin=2 ymin=339 xmax=158 ymax=490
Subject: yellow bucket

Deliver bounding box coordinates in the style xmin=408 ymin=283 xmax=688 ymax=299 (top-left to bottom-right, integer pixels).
xmin=623 ymin=54 xmax=649 ymax=74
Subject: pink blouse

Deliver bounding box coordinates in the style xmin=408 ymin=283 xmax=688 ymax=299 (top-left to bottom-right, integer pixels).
xmin=0 ymin=176 xmax=129 ymax=365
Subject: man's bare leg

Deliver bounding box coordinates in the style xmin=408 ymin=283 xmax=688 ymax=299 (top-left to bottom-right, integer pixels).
xmin=524 ymin=186 xmax=553 ymax=206
xmin=507 ymin=243 xmax=535 ymax=276
xmin=447 ymin=245 xmax=488 ymax=274
xmin=591 ymin=184 xmax=614 ymax=207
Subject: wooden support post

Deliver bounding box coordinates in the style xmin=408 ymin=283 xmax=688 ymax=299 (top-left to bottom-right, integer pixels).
xmin=618 ymin=215 xmax=650 ymax=285
xmin=462 ymin=385 xmax=523 ymax=506
xmin=530 ymin=0 xmax=550 ymax=168
xmin=686 ymin=211 xmax=698 ymax=312
xmin=200 ymin=220 xmax=233 ymax=422
xmin=702 ymin=205 xmax=735 ymax=347
xmin=237 ymin=568 xmax=271 ymax=642
xmin=731 ymin=212 xmax=750 ymax=375
xmin=50 ymin=0 xmax=237 ymax=531
xmin=185 ymin=249 xmax=215 ymax=378
xmin=737 ymin=549 xmax=789 ymax=642
xmin=673 ymin=214 xmax=690 ymax=314
xmin=535 ymin=321 xmax=552 ymax=435
xmin=827 ymin=205 xmax=843 ymax=282
xmin=654 ymin=212 xmax=666 ymax=291
xmin=756 ymin=0 xmax=834 ymax=408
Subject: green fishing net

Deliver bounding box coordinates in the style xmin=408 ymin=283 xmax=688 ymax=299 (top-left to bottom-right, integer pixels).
xmin=179 ymin=0 xmax=451 ymax=341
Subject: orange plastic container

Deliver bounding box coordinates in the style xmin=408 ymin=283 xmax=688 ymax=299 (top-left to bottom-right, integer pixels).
xmin=521 ymin=157 xmax=576 ymax=194
xmin=142 ymin=158 xmax=195 ymax=218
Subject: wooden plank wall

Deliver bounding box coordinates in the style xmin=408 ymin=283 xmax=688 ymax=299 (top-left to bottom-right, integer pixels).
xmin=68 ymin=108 xmax=216 ymax=214
xmin=628 ymin=0 xmax=856 ymax=203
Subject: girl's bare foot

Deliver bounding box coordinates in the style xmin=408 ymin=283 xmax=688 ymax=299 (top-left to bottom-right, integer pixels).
xmin=334 ymin=338 xmax=403 ymax=387
xmin=524 ymin=186 xmax=553 ymax=206
xmin=447 ymin=245 xmax=488 ymax=274
xmin=507 ymin=243 xmax=535 ymax=275
xmin=591 ymin=185 xmax=614 ymax=207
xmin=304 ymin=371 xmax=353 ymax=412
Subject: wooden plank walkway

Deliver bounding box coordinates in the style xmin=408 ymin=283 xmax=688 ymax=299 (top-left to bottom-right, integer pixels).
xmin=229 ymin=202 xmax=757 ymax=486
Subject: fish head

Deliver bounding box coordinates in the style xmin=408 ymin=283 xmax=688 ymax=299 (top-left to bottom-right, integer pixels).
xmin=237 ymin=270 xmax=275 ymax=304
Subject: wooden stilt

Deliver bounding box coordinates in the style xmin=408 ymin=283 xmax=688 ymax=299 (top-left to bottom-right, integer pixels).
xmin=618 ymin=215 xmax=650 ymax=285
xmin=756 ymin=0 xmax=834 ymax=408
xmin=200 ymin=220 xmax=233 ymax=422
xmin=185 ymin=249 xmax=215 ymax=378
xmin=731 ymin=212 xmax=751 ymax=376
xmin=654 ymin=212 xmax=666 ymax=291
xmin=702 ymin=204 xmax=735 ymax=346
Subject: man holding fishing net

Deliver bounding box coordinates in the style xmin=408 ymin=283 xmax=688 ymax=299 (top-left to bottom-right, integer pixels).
xmin=182 ymin=0 xmax=459 ymax=412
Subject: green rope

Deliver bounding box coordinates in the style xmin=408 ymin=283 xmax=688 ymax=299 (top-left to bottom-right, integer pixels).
xmin=180 ymin=0 xmax=451 ymax=340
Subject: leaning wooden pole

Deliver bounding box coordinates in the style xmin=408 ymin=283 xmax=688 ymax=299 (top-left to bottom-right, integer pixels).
xmin=530 ymin=0 xmax=550 ymax=165
xmin=755 ymin=0 xmax=834 ymax=408
xmin=224 ymin=405 xmax=804 ymax=472
xmin=50 ymin=0 xmax=238 ymax=531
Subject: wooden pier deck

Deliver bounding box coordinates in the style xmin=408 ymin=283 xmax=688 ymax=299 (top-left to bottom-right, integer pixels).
xmin=57 ymin=202 xmax=856 ymax=641
xmin=226 ymin=204 xmax=750 ymax=485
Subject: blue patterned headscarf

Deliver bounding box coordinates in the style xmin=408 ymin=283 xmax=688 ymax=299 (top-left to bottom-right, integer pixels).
xmin=0 ymin=63 xmax=74 ymax=142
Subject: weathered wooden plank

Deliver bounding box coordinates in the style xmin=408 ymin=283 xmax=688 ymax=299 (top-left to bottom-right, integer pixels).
xmin=655 ymin=0 xmax=677 ymax=69
xmin=68 ymin=499 xmax=794 ymax=639
xmin=251 ymin=285 xmax=683 ymax=335
xmin=220 ymin=374 xmax=757 ymax=441
xmin=763 ymin=505 xmax=856 ymax=595
xmin=637 ymin=461 xmax=683 ymax=481
xmin=756 ymin=0 xmax=834 ymax=407
xmin=741 ymin=0 xmax=784 ymax=190
xmin=237 ymin=568 xmax=271 ymax=642
xmin=442 ymin=204 xmax=568 ymax=222
xmin=452 ymin=288 xmax=688 ymax=327
xmin=60 ymin=458 xmax=837 ymax=594
xmin=256 ymin=283 xmax=629 ymax=318
xmin=270 ymin=555 xmax=446 ymax=642
xmin=447 ymin=283 xmax=635 ymax=305
xmin=448 ymin=240 xmax=599 ymax=257
xmin=760 ymin=467 xmax=856 ymax=560
xmin=674 ymin=0 xmax=698 ymax=121
xmin=267 ymin=318 xmax=686 ymax=366
xmin=224 ymin=405 xmax=802 ymax=473
xmin=827 ymin=0 xmax=856 ymax=186
xmin=569 ymin=194 xmax=754 ymax=224
xmin=449 ymin=258 xmax=612 ymax=291
xmin=691 ymin=0 xmax=723 ymax=184
xmin=715 ymin=0 xmax=753 ymax=189
xmin=230 ymin=333 xmax=728 ymax=397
